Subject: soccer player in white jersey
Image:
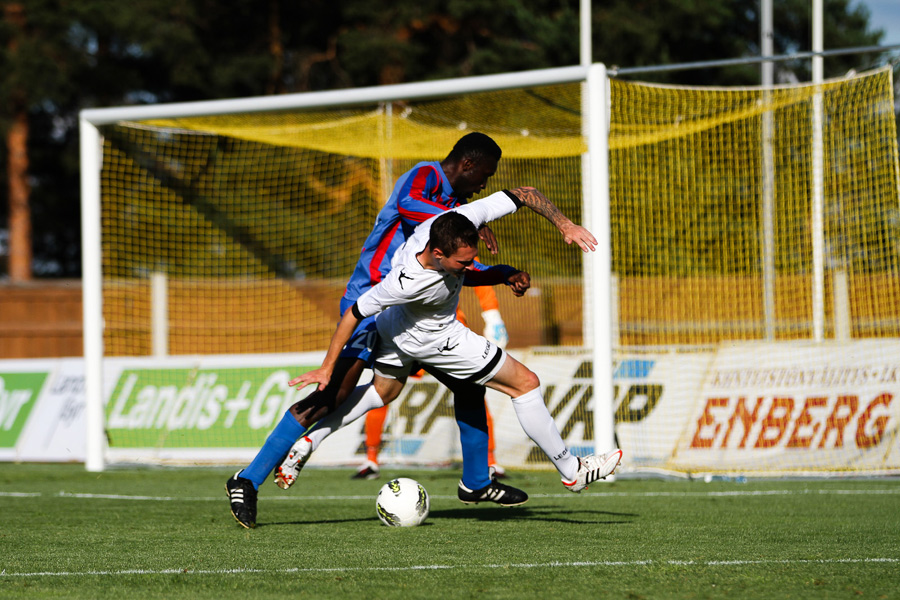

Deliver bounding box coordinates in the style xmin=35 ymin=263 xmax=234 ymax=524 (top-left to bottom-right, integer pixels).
xmin=289 ymin=187 xmax=623 ymax=492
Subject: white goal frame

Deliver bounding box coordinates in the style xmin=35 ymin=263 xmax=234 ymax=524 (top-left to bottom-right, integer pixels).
xmin=78 ymin=64 xmax=615 ymax=472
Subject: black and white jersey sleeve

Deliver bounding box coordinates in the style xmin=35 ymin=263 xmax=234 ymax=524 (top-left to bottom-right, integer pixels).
xmin=451 ymin=190 xmax=520 ymax=229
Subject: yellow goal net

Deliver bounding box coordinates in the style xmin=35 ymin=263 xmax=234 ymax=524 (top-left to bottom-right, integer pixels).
xmin=86 ymin=65 xmax=900 ymax=475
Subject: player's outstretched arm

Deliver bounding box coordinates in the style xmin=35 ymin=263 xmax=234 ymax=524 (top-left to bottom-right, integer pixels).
xmin=289 ymin=307 xmax=361 ymax=392
xmin=464 ymin=267 xmax=531 ymax=297
xmin=507 ymin=186 xmax=597 ymax=252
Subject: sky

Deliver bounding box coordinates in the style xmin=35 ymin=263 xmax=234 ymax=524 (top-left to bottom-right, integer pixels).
xmin=857 ymin=0 xmax=900 ymax=47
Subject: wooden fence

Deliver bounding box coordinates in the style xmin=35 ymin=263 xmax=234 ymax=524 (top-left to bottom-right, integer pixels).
xmin=3 ymin=274 xmax=900 ymax=359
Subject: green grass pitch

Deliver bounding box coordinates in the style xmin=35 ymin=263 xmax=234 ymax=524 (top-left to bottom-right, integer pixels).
xmin=1 ymin=464 xmax=898 ymax=599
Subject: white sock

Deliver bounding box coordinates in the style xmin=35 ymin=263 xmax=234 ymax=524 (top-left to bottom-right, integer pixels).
xmin=306 ymin=384 xmax=385 ymax=451
xmin=510 ymin=388 xmax=579 ymax=480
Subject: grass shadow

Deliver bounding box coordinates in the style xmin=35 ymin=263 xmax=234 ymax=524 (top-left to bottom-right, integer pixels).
xmin=429 ymin=505 xmax=638 ymax=524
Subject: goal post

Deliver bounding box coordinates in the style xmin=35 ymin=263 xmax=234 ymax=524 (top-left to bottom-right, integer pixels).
xmin=79 ymin=115 xmax=104 ymax=473
xmin=78 ymin=64 xmax=613 ymax=472
xmin=585 ymin=63 xmax=615 ymax=458
xmin=79 ymin=63 xmax=900 ymax=476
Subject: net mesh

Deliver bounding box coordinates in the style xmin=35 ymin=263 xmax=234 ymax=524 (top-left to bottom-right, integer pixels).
xmin=610 ymin=68 xmax=900 ymax=345
xmin=97 ymin=67 xmax=900 ymax=474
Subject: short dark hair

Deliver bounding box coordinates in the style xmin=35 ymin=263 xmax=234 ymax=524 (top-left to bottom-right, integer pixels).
xmin=445 ymin=132 xmax=502 ymax=164
xmin=430 ymin=211 xmax=479 ymax=256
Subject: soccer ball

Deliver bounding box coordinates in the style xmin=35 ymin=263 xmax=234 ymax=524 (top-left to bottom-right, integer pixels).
xmin=375 ymin=477 xmax=430 ymax=527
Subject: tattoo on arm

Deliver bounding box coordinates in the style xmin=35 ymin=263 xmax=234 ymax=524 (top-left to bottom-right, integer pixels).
xmin=509 ymin=187 xmax=568 ymax=228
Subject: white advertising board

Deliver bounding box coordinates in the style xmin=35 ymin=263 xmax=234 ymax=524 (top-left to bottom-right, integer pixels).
xmin=671 ymin=340 xmax=900 ymax=475
xmin=3 ymin=340 xmax=898 ymax=476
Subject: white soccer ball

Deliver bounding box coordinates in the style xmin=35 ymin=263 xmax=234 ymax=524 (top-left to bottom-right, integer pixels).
xmin=375 ymin=477 xmax=430 ymax=527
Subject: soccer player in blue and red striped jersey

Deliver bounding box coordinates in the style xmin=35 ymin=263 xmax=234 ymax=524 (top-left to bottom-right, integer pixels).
xmin=226 ymin=133 xmax=527 ymax=529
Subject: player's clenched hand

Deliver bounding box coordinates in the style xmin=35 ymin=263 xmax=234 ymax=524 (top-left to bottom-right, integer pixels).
xmin=289 ymin=367 xmax=332 ymax=392
xmin=507 ymin=271 xmax=531 ymax=297
xmin=478 ymin=224 xmax=499 ymax=255
xmin=560 ymin=222 xmax=597 ymax=252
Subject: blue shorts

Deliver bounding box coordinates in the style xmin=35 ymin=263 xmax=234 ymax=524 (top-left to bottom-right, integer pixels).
xmin=337 ymin=299 xmax=378 ymax=366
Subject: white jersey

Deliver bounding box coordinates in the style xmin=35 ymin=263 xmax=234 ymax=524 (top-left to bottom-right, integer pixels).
xmin=354 ymin=190 xmax=519 ymax=333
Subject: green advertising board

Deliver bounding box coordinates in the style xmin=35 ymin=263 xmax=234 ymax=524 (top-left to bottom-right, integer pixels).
xmin=106 ymin=365 xmax=315 ymax=448
xmin=0 ymin=372 xmax=48 ymax=448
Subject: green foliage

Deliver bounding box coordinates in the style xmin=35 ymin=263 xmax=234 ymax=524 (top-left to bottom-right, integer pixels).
xmin=0 ymin=0 xmax=893 ymax=277
xmin=595 ymin=0 xmax=884 ymax=84
xmin=332 ymin=0 xmax=578 ymax=84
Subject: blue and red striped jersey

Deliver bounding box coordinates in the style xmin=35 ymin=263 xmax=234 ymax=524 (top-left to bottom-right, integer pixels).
xmin=342 ymin=161 xmax=462 ymax=311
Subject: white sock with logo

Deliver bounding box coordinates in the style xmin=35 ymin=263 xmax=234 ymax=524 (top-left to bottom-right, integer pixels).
xmin=510 ymin=387 xmax=578 ymax=480
xmin=306 ymin=384 xmax=385 ymax=451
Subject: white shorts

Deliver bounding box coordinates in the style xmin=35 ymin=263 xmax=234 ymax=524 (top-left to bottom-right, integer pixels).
xmin=373 ymin=315 xmax=507 ymax=385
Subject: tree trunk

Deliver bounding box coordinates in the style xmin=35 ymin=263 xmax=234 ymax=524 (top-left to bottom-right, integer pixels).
xmin=266 ymin=0 xmax=284 ymax=95
xmin=5 ymin=2 xmax=31 ymax=281
xmin=7 ymin=109 xmax=31 ymax=280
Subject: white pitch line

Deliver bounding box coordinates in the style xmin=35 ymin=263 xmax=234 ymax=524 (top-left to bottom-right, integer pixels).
xmin=1 ymin=557 xmax=897 ymax=578
xmin=0 ymin=488 xmax=899 ymax=502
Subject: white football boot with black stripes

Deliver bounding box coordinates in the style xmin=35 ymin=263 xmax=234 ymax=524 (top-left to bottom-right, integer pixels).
xmin=457 ymin=476 xmax=529 ymax=507
xmin=562 ymin=449 xmax=623 ymax=493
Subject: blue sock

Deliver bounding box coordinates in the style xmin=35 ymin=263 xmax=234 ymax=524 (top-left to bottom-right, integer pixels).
xmin=454 ymin=395 xmax=491 ymax=490
xmin=241 ymin=411 xmax=307 ymax=489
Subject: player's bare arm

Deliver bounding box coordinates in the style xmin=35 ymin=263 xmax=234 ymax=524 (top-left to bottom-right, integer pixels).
xmin=508 ymin=186 xmax=598 ymax=252
xmin=290 ymin=308 xmax=361 ymax=391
